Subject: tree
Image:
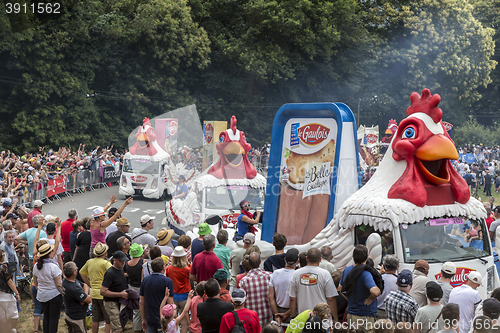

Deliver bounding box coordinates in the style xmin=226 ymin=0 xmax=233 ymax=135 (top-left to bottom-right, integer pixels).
xmin=358 ymin=0 xmax=496 ymax=129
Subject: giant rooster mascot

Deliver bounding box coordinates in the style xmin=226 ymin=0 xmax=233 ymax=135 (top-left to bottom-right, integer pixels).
xmin=294 ymin=89 xmax=486 ymax=269
xmin=166 ymin=116 xmax=266 ymax=234
xmin=120 ymin=117 xmax=179 ymax=199
xmin=382 ymin=119 xmax=398 ymax=143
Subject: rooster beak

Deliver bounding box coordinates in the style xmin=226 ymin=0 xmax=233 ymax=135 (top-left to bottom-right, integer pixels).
xmin=137 ymin=132 xmax=149 ymax=149
xmin=222 ymin=142 xmax=245 ymax=167
xmin=385 ymin=129 xmax=393 ymax=135
xmin=415 ymin=134 xmax=459 ymax=161
xmin=414 ymin=134 xmax=458 ymax=185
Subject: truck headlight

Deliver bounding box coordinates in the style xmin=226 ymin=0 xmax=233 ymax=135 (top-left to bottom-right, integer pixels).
xmin=151 ymin=178 xmax=158 ymax=190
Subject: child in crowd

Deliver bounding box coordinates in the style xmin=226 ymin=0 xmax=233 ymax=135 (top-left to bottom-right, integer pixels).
xmin=188 ymin=282 xmax=206 ymax=333
xmin=160 ymin=288 xmax=194 ymax=333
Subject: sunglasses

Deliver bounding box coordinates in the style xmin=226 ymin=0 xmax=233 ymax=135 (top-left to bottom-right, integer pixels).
xmin=243 ymin=204 xmax=250 ymax=208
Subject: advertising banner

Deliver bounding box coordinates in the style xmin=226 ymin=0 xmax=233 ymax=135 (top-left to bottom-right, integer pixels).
xmin=103 ymin=166 xmax=120 ymax=183
xmin=155 ymin=118 xmax=178 ymax=154
xmin=46 ymin=175 xmax=67 ymax=197
xmin=263 ymin=103 xmax=360 ymax=245
xmin=357 ymin=125 xmax=379 ymax=170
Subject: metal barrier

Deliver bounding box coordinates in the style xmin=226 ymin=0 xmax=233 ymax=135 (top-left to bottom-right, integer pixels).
xmin=16 ymin=166 xmax=120 ymax=208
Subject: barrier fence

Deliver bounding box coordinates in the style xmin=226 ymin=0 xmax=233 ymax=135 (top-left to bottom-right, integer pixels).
xmin=16 ymin=166 xmax=121 ymax=207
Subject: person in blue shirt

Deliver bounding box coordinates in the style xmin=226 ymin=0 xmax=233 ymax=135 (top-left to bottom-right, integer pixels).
xmin=234 ymin=200 xmax=260 ymax=241
xmin=173 ymin=175 xmax=188 ymax=200
xmin=339 ymin=245 xmax=381 ymax=333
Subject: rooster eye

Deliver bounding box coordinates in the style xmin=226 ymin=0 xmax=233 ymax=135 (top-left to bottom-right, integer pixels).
xmin=402 ymin=127 xmax=416 ymax=139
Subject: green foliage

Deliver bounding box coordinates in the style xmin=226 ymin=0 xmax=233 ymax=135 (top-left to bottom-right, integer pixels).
xmin=0 ymin=0 xmax=498 ymax=152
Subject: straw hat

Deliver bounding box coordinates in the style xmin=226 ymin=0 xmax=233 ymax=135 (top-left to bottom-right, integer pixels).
xmin=116 ymin=218 xmax=130 ymax=227
xmin=157 ymin=229 xmax=174 ymax=246
xmin=93 ymin=242 xmax=108 ymax=257
xmin=38 ymin=244 xmax=54 ymax=257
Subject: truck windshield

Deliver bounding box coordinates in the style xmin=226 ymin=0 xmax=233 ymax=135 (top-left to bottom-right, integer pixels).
xmin=205 ymin=185 xmax=264 ymax=211
xmin=123 ymin=159 xmax=160 ymax=174
xmin=400 ymin=217 xmax=490 ymax=263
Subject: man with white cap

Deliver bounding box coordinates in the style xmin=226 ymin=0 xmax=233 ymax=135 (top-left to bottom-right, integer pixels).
xmin=449 ymin=271 xmax=482 ymax=333
xmin=220 ymin=289 xmax=261 ymax=333
xmin=436 ymin=262 xmax=456 ymax=305
xmin=130 ymin=214 xmax=157 ymax=249
xmin=229 ymin=233 xmax=255 ymax=291
xmin=27 ymin=199 xmax=44 ymax=229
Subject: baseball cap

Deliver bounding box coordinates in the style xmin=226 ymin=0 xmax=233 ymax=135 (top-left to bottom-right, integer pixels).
xmin=198 ymin=223 xmax=212 ymax=236
xmin=441 ymin=262 xmax=456 ymax=275
xmin=161 ymin=304 xmax=177 ymax=318
xmin=468 ymin=271 xmax=482 ymax=285
xmin=285 ymin=248 xmax=299 ymax=265
xmin=33 ymin=199 xmax=44 ymax=208
xmin=414 ymin=259 xmax=430 ymax=272
xmin=243 ymin=233 xmax=255 ymax=244
xmin=179 ymin=175 xmax=186 ymax=180
xmin=483 ymin=298 xmax=500 ymax=319
xmin=2 ymin=199 xmax=12 ymax=207
xmin=6 ymin=213 xmax=18 ymax=220
xmin=231 ymin=289 xmax=246 ymax=304
xmin=397 ymin=269 xmax=413 ymax=287
xmin=112 ymin=250 xmax=129 ymax=262
xmin=213 ymin=269 xmax=229 ymax=281
xmin=426 ymin=281 xmax=443 ymax=302
xmin=140 ymin=214 xmax=155 ymax=225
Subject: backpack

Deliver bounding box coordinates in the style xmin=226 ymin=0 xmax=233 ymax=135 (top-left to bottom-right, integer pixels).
xmin=231 ymin=311 xmax=246 ymax=333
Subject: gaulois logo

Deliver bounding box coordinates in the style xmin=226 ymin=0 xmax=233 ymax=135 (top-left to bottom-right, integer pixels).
xmin=435 ymin=267 xmax=476 ymax=288
xmin=131 ymin=176 xmax=147 ymax=183
xmin=169 ymin=121 xmax=178 ymax=136
xmin=297 ymin=124 xmax=330 ymax=146
xmin=221 ymin=213 xmax=239 ymax=224
xmin=365 ymin=134 xmax=377 ymax=144
xmin=442 ymin=121 xmax=453 ymax=132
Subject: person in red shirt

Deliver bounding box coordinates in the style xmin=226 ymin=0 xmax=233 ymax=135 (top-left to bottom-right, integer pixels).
xmin=27 ymin=200 xmax=44 ymax=229
xmin=189 ymin=234 xmax=223 ymax=283
xmin=60 ymin=209 xmax=78 ymax=263
xmin=220 ymin=289 xmax=261 ymax=333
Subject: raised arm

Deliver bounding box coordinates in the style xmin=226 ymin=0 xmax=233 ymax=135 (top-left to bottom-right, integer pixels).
xmin=100 ymin=196 xmax=133 ymax=229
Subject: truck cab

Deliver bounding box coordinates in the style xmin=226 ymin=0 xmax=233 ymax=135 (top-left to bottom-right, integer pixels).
xmin=353 ymin=216 xmax=498 ymax=299
xmin=120 ymin=157 xmax=176 ymax=200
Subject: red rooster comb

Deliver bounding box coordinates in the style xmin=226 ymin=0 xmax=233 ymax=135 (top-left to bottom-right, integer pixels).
xmin=406 ymin=89 xmax=442 ymax=123
xmin=142 ymin=117 xmax=151 ymax=128
xmin=388 ymin=119 xmax=397 ymax=126
xmin=230 ymin=116 xmax=237 ymax=135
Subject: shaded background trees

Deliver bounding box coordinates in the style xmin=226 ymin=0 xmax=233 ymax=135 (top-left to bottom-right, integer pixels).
xmin=0 ymin=0 xmax=498 ymax=152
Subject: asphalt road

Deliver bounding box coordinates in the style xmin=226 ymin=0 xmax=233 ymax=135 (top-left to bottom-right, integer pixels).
xmin=40 ymin=185 xmax=170 ymax=235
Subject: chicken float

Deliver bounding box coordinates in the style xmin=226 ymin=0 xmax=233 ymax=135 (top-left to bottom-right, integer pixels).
xmin=119 ymin=117 xmax=179 ymax=200
xmin=290 ymin=89 xmax=498 ymax=298
xmin=382 ymin=119 xmax=398 ymax=144
xmin=166 ymin=116 xmax=267 ymax=235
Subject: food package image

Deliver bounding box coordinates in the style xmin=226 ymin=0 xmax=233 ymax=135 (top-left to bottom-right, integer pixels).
xmin=277 ymin=118 xmax=338 ymax=244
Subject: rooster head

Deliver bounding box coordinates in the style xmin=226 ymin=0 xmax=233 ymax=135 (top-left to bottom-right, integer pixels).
xmin=385 ymin=119 xmax=398 ymax=135
xmin=129 ymin=117 xmax=158 ymax=156
xmin=388 ymin=89 xmax=469 ymax=207
xmin=208 ymin=116 xmax=257 ymax=179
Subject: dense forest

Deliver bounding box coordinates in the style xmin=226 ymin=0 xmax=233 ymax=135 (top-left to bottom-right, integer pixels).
xmin=0 ymin=0 xmax=499 ymax=152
